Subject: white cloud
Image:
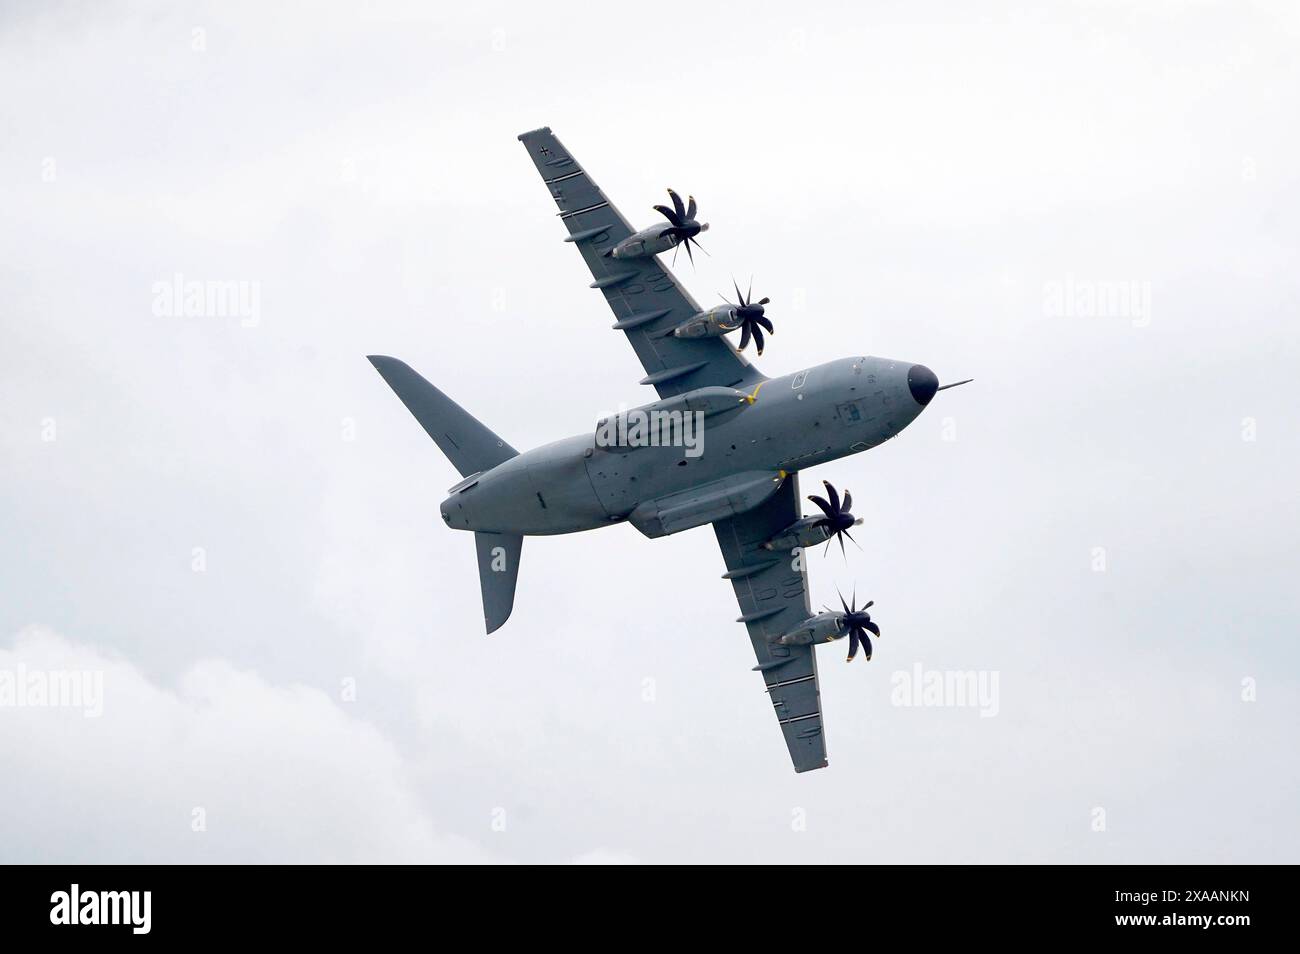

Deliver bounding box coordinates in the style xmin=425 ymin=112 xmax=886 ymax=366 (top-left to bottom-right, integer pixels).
xmin=0 ymin=626 xmax=499 ymax=863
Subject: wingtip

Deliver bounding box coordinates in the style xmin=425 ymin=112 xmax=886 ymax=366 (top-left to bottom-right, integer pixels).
xmin=794 ymin=759 xmax=830 ymax=774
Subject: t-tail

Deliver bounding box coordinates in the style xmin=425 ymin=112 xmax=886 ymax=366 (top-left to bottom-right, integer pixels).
xmin=368 ymin=355 xmax=523 ymax=634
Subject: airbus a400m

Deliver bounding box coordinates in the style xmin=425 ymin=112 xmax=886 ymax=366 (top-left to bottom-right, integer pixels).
xmin=370 ymin=127 xmax=970 ymax=772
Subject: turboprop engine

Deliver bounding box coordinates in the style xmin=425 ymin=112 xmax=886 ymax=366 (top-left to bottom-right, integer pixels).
xmin=762 ymin=481 xmax=861 ymax=555
xmin=771 ymin=611 xmax=844 ymax=647
xmin=605 ymin=188 xmax=708 ymax=262
xmin=670 ymin=304 xmax=744 ymax=340
xmin=606 ymin=224 xmax=708 ymax=260
xmin=672 ymin=280 xmax=772 ymax=354
xmin=762 ymin=516 xmax=837 ymax=552
xmin=772 ymin=594 xmax=881 ymax=662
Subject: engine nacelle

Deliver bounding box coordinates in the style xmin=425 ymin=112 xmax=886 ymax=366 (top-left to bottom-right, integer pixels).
xmin=762 ymin=517 xmax=832 ymax=553
xmin=771 ymin=611 xmax=845 ymax=647
xmin=605 ymin=222 xmax=708 ymax=260
xmin=671 ymin=304 xmax=743 ymax=340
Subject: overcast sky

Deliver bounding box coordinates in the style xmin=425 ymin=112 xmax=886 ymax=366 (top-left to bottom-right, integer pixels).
xmin=2 ymin=0 xmax=1297 ymax=863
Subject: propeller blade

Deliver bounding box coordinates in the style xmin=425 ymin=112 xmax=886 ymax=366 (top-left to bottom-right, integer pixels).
xmin=754 ymin=315 xmax=774 ymax=334
xmin=839 ymin=590 xmax=851 ymax=615
xmin=841 ymin=528 xmax=861 ymax=551
xmin=653 ymin=204 xmax=681 ymax=227
xmin=686 ymin=195 xmax=696 ymax=220
xmin=846 ymin=628 xmax=860 ymax=662
xmin=864 ymin=620 xmax=880 ymax=638
xmin=684 ymin=238 xmax=695 ymax=266
xmin=758 ymin=297 xmax=770 ymax=305
xmin=668 ymin=188 xmax=685 ymax=220
xmin=752 ymin=324 xmax=764 ymax=354
xmin=841 ymin=489 xmax=852 ymax=512
xmin=859 ymin=628 xmax=873 ymax=660
xmin=824 ymin=481 xmax=841 ymax=514
xmin=837 ymin=531 xmax=846 ymax=557
xmin=738 ymin=322 xmax=751 ymax=351
xmin=733 ymin=278 xmax=744 ymax=306
xmin=807 ymin=494 xmax=834 ymax=518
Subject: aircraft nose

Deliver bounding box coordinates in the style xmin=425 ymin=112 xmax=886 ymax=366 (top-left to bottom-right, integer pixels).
xmin=907 ymin=364 xmax=939 ymax=406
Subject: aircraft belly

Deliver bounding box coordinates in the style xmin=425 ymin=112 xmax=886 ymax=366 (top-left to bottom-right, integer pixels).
xmin=627 ymin=470 xmax=785 ymax=538
xmin=583 ymin=446 xmax=666 ymax=518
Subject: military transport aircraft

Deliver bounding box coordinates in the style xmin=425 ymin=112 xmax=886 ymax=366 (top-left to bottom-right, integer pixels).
xmin=369 ymin=127 xmax=969 ymax=773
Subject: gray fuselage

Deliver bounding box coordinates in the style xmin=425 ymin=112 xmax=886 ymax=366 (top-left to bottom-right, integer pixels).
xmin=440 ymin=355 xmax=934 ymax=538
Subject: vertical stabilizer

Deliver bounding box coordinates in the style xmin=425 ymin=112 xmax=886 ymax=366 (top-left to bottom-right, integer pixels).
xmin=368 ymin=356 xmax=517 ymax=477
xmin=474 ymin=531 xmax=523 ymax=634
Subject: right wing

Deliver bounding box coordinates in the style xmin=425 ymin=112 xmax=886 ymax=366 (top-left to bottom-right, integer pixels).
xmin=713 ymin=474 xmax=828 ymax=773
xmin=517 ymin=126 xmax=764 ymax=399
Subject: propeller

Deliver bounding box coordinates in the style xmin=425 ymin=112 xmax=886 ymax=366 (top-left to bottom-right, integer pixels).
xmin=653 ymin=189 xmax=708 ymax=265
xmin=720 ymin=278 xmax=773 ymax=354
xmin=806 ymin=480 xmax=859 ymax=556
xmin=837 ymin=591 xmax=880 ymax=662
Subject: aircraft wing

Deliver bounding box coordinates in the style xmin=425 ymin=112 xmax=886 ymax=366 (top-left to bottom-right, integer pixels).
xmin=712 ymin=473 xmax=828 ymax=773
xmin=517 ymin=127 xmax=765 ymax=399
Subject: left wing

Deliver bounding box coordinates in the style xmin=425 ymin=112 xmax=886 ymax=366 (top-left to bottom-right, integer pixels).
xmin=517 ymin=126 xmax=764 ymax=399
xmin=713 ymin=474 xmax=828 ymax=773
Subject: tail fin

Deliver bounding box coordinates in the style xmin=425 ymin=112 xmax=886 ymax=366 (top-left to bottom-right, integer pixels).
xmin=369 ymin=356 xmax=523 ymax=632
xmin=368 ymin=355 xmax=517 ymax=477
xmin=475 ymin=531 xmax=523 ymax=633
